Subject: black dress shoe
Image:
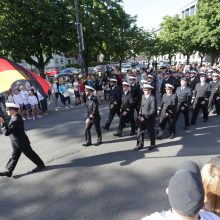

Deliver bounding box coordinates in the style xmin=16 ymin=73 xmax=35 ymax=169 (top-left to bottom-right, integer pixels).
xmin=102 ymin=126 xmax=109 ymax=130
xmin=0 ymin=171 xmax=12 ymax=177
xmin=113 ymin=133 xmax=121 ymax=137
xmin=82 ymin=142 xmax=92 ymax=147
xmin=32 ymin=165 xmax=45 ymax=173
xmin=169 ymin=133 xmax=176 ymax=139
xmin=133 ymin=145 xmax=143 ymax=151
xmin=94 ymin=142 xmax=102 ymax=146
xmin=148 ymin=145 xmax=156 ymax=150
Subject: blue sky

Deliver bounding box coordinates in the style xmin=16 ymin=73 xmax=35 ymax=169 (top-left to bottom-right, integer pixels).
xmin=122 ymin=0 xmax=193 ymax=30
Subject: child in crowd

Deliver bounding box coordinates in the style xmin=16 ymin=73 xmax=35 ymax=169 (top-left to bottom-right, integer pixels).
xmin=20 ymin=86 xmax=32 ymax=120
xmin=28 ymin=90 xmax=42 ymax=120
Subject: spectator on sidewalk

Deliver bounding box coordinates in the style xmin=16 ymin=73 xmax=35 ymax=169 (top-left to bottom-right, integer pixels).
xmin=20 ymin=86 xmax=31 ymax=120
xmin=28 ymin=90 xmax=42 ymax=120
xmin=13 ymin=89 xmax=25 ymax=120
xmin=37 ymin=90 xmax=48 ymax=115
xmin=201 ymin=156 xmax=220 ymax=217
xmin=73 ymin=77 xmax=80 ymax=106
xmin=58 ymin=77 xmax=71 ymax=109
xmin=50 ymin=78 xmax=60 ymax=111
xmin=141 ymin=160 xmax=219 ymax=220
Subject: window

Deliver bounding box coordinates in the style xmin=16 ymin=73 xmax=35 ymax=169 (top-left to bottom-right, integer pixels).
xmin=190 ymin=6 xmax=195 ymax=16
xmin=55 ymin=58 xmax=58 ymax=64
xmin=60 ymin=58 xmax=63 ymax=64
xmin=182 ymin=11 xmax=185 ymax=18
xmin=174 ymin=56 xmax=176 ymax=60
xmin=179 ymin=54 xmax=182 ymax=59
xmin=185 ymin=9 xmax=189 ymax=17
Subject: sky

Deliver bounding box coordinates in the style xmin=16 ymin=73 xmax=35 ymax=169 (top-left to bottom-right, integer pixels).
xmin=122 ymin=0 xmax=193 ymax=30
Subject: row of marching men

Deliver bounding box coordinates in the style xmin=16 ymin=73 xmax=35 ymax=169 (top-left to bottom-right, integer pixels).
xmin=81 ymin=72 xmax=220 ymax=151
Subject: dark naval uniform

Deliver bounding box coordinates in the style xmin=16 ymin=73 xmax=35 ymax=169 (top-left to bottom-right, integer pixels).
xmin=114 ymin=91 xmax=135 ymax=137
xmin=102 ymin=85 xmax=122 ymax=129
xmin=160 ymin=77 xmax=174 ymax=99
xmin=157 ymin=93 xmax=177 ymax=139
xmin=130 ymin=83 xmax=142 ymax=115
xmin=191 ymin=83 xmax=211 ymax=124
xmin=175 ymin=86 xmax=192 ymax=128
xmin=135 ymin=94 xmax=156 ymax=149
xmin=0 ymin=113 xmax=45 ymax=175
xmin=208 ymin=80 xmax=220 ymax=115
xmin=84 ymin=95 xmax=102 ymax=146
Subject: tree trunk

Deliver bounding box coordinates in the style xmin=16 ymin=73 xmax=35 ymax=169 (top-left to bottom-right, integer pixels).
xmin=168 ymin=54 xmax=172 ymax=65
xmin=186 ymin=54 xmax=190 ymax=65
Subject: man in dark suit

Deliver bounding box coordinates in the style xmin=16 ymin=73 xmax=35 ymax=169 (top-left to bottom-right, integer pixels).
xmin=102 ymin=78 xmax=122 ymax=130
xmin=0 ymin=103 xmax=45 ymax=177
xmin=191 ymin=73 xmax=211 ymax=125
xmin=134 ymin=84 xmax=156 ymax=151
xmin=129 ymin=76 xmax=142 ymax=115
xmin=208 ymin=72 xmax=220 ymax=115
xmin=175 ymin=77 xmax=192 ymax=129
xmin=83 ymin=85 xmax=102 ymax=146
xmin=157 ymin=84 xmax=177 ymax=139
xmin=113 ymin=82 xmax=135 ymax=137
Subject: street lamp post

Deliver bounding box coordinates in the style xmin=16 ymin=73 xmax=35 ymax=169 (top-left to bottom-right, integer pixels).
xmin=74 ymin=0 xmax=85 ymax=74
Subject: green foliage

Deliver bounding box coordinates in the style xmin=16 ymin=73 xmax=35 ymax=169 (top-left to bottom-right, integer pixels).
xmin=0 ymin=0 xmax=73 ymax=77
xmin=158 ymin=15 xmax=181 ymax=63
xmin=196 ymin=0 xmax=220 ymax=63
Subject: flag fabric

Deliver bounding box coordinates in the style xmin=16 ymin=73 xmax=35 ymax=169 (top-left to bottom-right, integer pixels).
xmin=0 ymin=56 xmax=51 ymax=97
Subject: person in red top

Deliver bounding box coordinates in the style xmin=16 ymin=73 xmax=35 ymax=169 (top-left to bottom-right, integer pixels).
xmin=79 ymin=79 xmax=85 ymax=105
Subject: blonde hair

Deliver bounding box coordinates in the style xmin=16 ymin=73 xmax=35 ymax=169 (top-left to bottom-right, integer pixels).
xmin=201 ymin=160 xmax=220 ymax=216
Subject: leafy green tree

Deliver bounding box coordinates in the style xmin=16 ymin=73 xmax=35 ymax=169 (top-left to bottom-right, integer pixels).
xmin=178 ymin=16 xmax=197 ymax=64
xmin=104 ymin=7 xmax=139 ymax=68
xmin=196 ymin=0 xmax=220 ymax=64
xmin=0 ymin=0 xmax=73 ymax=77
xmin=158 ymin=15 xmax=181 ymax=64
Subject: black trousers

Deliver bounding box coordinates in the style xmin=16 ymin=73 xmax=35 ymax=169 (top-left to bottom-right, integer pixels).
xmin=104 ymin=107 xmax=120 ymax=128
xmin=136 ymin=119 xmax=155 ymax=147
xmin=85 ymin=119 xmax=102 ymax=144
xmin=117 ymin=112 xmax=135 ymax=135
xmin=191 ymin=102 xmax=208 ymax=124
xmin=176 ymin=108 xmax=190 ymax=127
xmin=158 ymin=115 xmax=176 ymax=136
xmin=6 ymin=144 xmax=44 ymax=173
xmin=213 ymin=98 xmax=220 ymax=115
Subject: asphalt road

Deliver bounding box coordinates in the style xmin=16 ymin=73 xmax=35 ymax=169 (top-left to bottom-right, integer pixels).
xmin=0 ymin=103 xmax=219 ymax=220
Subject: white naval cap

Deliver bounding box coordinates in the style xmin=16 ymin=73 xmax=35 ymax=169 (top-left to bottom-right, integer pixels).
xmin=122 ymin=81 xmax=130 ymax=86
xmin=6 ymin=102 xmax=20 ymax=109
xmin=147 ymin=74 xmax=154 ymax=79
xmin=212 ymin=72 xmax=219 ymax=77
xmin=141 ymin=79 xmax=148 ymax=84
xmin=165 ymin=83 xmax=174 ymax=89
xmin=85 ymin=85 xmax=95 ymax=91
xmin=143 ymin=84 xmax=154 ymax=90
xmin=128 ymin=76 xmax=136 ymax=80
xmin=109 ymin=78 xmax=117 ymax=82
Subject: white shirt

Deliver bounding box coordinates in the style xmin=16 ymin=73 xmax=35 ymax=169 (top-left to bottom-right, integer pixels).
xmin=141 ymin=209 xmax=219 ymax=220
xmin=13 ymin=93 xmax=24 ymax=105
xmin=28 ymin=95 xmax=38 ymax=106
xmin=20 ymin=90 xmax=29 ymax=105
xmin=73 ymin=81 xmax=79 ymax=92
xmin=51 ymin=83 xmax=58 ymax=93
